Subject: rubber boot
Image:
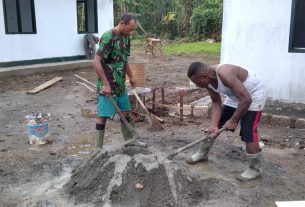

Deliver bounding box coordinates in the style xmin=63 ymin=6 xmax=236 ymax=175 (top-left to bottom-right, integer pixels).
xmin=120 ymin=121 xmax=146 ymax=147
xmin=185 ymin=137 xmax=216 ymax=164
xmin=236 ymin=151 xmax=262 ymax=181
xmin=96 ymin=124 xmax=105 ymax=149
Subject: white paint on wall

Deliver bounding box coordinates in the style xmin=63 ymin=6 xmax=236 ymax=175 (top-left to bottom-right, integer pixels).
xmin=221 ymin=0 xmax=305 ymax=103
xmin=0 ymin=0 xmax=113 ymax=62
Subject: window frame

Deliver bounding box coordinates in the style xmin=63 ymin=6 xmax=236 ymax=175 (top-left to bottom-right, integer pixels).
xmin=288 ymin=0 xmax=305 ymax=53
xmin=2 ymin=0 xmax=37 ymax=34
xmin=76 ymin=0 xmax=98 ymax=34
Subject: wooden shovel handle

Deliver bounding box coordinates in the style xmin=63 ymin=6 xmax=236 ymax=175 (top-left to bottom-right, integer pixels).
xmin=167 ymin=128 xmax=226 ymax=159
xmin=108 ymin=95 xmax=136 ymax=134
xmin=131 ymin=89 xmax=153 ymax=124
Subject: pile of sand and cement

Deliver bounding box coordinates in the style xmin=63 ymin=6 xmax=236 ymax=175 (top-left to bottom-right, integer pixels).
xmin=63 ymin=147 xmax=225 ymax=207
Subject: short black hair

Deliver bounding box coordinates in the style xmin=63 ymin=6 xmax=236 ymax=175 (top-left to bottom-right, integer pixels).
xmin=187 ymin=62 xmax=208 ymax=78
xmin=120 ymin=13 xmax=137 ymax=24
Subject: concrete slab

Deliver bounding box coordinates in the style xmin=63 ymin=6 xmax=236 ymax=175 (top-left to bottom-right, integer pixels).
xmin=0 ymin=60 xmax=92 ymax=77
xmin=275 ymin=201 xmax=305 ymax=207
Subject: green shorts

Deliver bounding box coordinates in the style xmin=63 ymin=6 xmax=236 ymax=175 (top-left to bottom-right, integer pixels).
xmin=97 ymin=91 xmax=131 ymax=117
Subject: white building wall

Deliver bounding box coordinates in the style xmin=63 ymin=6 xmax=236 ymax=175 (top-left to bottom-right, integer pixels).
xmin=0 ymin=0 xmax=113 ymax=62
xmin=221 ymin=0 xmax=305 ymax=103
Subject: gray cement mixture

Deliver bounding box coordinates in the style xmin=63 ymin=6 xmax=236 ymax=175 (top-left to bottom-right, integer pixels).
xmin=64 ymin=147 xmax=209 ymax=207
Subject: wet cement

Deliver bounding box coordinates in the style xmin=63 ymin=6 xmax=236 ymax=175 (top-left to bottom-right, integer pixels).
xmin=64 ymin=147 xmax=217 ymax=207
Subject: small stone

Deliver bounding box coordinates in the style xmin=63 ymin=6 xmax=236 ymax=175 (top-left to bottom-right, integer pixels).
xmin=259 ymin=141 xmax=265 ymax=148
xmin=186 ymin=176 xmax=193 ymax=183
xmin=135 ymin=183 xmax=144 ymax=189
xmin=49 ymin=151 xmax=56 ymax=155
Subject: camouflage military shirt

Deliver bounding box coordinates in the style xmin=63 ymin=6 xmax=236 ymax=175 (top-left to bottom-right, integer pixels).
xmin=96 ymin=29 xmax=130 ymax=95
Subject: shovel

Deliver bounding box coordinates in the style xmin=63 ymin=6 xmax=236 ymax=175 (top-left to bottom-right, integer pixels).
xmin=108 ymin=94 xmax=143 ymax=145
xmin=131 ymin=89 xmax=164 ymax=131
xmin=167 ymin=128 xmax=226 ymax=159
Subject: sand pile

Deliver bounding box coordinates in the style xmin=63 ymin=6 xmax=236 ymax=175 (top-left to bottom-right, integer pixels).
xmin=64 ymin=147 xmax=210 ymax=207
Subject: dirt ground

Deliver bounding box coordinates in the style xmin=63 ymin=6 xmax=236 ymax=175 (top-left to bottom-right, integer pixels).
xmin=0 ymin=49 xmax=305 ymax=207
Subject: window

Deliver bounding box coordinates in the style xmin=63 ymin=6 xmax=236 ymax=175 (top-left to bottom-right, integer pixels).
xmin=77 ymin=0 xmax=98 ymax=33
xmin=289 ymin=0 xmax=305 ymax=53
xmin=2 ymin=0 xmax=36 ymax=34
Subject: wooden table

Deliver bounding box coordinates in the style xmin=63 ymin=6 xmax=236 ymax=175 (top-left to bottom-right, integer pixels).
xmin=145 ymin=38 xmax=163 ymax=55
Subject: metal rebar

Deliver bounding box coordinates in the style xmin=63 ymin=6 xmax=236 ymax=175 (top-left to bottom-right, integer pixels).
xmin=161 ymin=86 xmax=165 ymax=110
xmin=152 ymin=88 xmax=156 ymax=112
xmin=179 ymin=91 xmax=184 ymax=121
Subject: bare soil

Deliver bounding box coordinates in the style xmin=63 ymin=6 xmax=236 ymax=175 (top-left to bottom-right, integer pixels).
xmin=0 ymin=50 xmax=305 ymax=207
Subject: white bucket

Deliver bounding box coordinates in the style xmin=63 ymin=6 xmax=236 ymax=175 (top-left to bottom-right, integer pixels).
xmin=27 ymin=122 xmax=49 ymax=145
xmin=25 ymin=113 xmax=51 ymax=145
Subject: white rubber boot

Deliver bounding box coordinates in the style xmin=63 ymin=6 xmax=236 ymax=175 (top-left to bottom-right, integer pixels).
xmin=185 ymin=137 xmax=216 ymax=164
xmin=236 ymin=151 xmax=262 ymax=181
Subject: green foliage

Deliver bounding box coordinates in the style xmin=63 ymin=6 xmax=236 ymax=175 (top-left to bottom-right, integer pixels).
xmin=163 ymin=41 xmax=221 ymax=56
xmin=190 ymin=0 xmax=223 ymax=39
xmin=113 ymin=0 xmax=223 ymax=41
xmin=161 ymin=12 xmax=179 ymax=40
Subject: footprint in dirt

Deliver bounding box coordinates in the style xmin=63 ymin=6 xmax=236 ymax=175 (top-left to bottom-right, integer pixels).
xmin=226 ymin=147 xmax=247 ymax=161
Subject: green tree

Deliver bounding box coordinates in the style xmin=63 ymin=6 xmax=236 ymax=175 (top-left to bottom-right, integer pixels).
xmin=161 ymin=12 xmax=179 ymax=40
xmin=190 ymin=0 xmax=223 ymax=40
xmin=113 ymin=0 xmax=223 ymax=40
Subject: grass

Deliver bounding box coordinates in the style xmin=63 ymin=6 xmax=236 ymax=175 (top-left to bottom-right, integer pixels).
xmin=163 ymin=41 xmax=221 ymax=56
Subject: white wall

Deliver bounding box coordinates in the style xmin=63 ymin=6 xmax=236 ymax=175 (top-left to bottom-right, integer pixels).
xmin=221 ymin=0 xmax=305 ymax=103
xmin=0 ymin=0 xmax=113 ymax=62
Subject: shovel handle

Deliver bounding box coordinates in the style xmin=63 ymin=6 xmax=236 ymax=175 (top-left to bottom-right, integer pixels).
xmin=131 ymin=89 xmax=153 ymax=124
xmin=108 ymin=95 xmax=135 ymax=133
xmin=167 ymin=128 xmax=226 ymax=159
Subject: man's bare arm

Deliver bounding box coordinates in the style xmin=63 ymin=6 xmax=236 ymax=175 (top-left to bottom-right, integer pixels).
xmin=207 ymin=88 xmax=222 ymax=130
xmin=92 ymin=55 xmax=111 ymax=95
xmin=125 ymin=63 xmax=136 ymax=88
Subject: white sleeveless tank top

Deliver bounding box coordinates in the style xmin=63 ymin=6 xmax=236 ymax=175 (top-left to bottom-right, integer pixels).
xmin=208 ymin=64 xmax=266 ymax=111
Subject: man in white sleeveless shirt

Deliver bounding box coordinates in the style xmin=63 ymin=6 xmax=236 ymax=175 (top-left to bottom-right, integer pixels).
xmin=186 ymin=62 xmax=266 ymax=181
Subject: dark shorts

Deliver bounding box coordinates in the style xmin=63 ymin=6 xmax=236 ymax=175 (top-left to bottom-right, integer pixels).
xmin=218 ymin=105 xmax=262 ymax=143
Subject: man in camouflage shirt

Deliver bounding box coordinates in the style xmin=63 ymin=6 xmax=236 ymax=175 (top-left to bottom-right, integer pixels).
xmin=93 ymin=13 xmax=146 ymax=149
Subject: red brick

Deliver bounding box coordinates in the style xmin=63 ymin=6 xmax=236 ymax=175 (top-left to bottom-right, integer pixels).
xmin=270 ymin=115 xmax=290 ymax=127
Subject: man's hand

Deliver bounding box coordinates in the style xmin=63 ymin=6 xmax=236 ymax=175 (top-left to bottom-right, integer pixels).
xmin=204 ymin=126 xmax=221 ymax=138
xmin=129 ymin=78 xmax=136 ymax=89
xmin=223 ymin=119 xmax=238 ymax=131
xmin=102 ymin=84 xmax=111 ymax=96
xmin=206 ymin=126 xmax=219 ymax=134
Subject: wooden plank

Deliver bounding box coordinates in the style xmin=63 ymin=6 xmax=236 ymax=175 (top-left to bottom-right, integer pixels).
xmin=27 ymin=77 xmax=63 ymax=94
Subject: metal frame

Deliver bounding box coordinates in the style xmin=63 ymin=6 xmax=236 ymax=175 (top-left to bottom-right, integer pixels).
xmin=76 ymin=0 xmax=98 ymax=34
xmin=3 ymin=0 xmax=37 ymax=34
xmin=288 ymin=0 xmax=305 ymax=53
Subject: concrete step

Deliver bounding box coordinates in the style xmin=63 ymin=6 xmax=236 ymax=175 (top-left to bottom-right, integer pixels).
xmin=0 ymin=60 xmax=92 ymax=77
